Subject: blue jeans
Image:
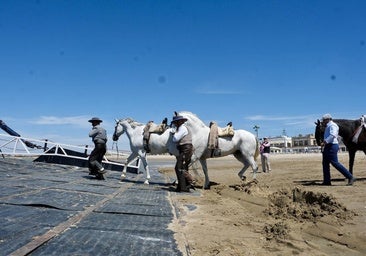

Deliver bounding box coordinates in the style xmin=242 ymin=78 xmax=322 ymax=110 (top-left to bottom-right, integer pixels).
xmin=322 ymin=143 xmax=353 ymax=184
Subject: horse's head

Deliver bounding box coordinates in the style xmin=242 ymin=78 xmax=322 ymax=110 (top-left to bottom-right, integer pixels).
xmin=112 ymin=119 xmax=125 ymax=141
xmin=314 ymin=119 xmax=325 ymax=146
xmin=177 ymin=111 xmax=208 ymax=130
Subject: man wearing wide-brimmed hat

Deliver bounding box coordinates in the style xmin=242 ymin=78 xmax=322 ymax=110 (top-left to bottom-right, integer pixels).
xmin=171 ymin=115 xmax=195 ymax=192
xmin=88 ymin=117 xmax=107 ymax=180
xmin=320 ymin=113 xmax=355 ymax=186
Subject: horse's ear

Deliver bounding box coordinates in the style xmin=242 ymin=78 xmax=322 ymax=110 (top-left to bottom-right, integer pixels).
xmin=115 ymin=118 xmax=119 ymax=123
xmin=174 ymin=111 xmax=178 ymax=116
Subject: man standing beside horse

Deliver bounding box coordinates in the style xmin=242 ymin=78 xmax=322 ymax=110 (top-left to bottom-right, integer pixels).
xmin=171 ymin=115 xmax=195 ymax=192
xmin=88 ymin=117 xmax=108 ymax=180
xmin=320 ymin=114 xmax=356 ymax=186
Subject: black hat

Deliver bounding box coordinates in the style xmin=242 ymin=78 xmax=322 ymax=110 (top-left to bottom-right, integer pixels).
xmin=171 ymin=115 xmax=187 ymax=124
xmin=88 ymin=117 xmax=103 ymax=123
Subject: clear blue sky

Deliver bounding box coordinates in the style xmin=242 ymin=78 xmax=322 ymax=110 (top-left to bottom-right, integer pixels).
xmin=1 ymin=0 xmax=365 ymax=149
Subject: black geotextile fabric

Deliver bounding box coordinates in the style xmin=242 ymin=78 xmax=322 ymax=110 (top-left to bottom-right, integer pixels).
xmin=0 ymin=204 xmax=71 ymax=256
xmin=97 ymin=187 xmax=173 ymax=217
xmin=3 ymin=189 xmax=105 ymax=210
xmin=0 ymin=158 xmax=181 ymax=256
xmin=31 ymin=211 xmax=181 ymax=256
xmin=30 ymin=226 xmax=182 ymax=256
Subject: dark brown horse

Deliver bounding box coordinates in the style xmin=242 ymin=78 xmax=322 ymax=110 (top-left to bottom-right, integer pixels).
xmin=315 ymin=118 xmax=366 ymax=174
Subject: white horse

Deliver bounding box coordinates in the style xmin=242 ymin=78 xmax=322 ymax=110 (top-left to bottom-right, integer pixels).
xmin=177 ymin=111 xmax=259 ymax=188
xmin=112 ymin=118 xmax=177 ymax=184
xmin=113 ymin=112 xmax=259 ymax=189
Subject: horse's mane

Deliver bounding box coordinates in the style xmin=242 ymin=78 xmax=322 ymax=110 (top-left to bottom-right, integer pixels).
xmin=120 ymin=118 xmax=144 ymax=128
xmin=178 ymin=111 xmax=207 ymax=128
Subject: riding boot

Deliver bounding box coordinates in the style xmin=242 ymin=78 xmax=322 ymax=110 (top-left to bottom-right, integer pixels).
xmin=183 ymin=170 xmax=195 ymax=190
xmin=89 ymin=167 xmax=98 ymax=176
xmin=95 ymin=173 xmax=105 ymax=180
xmin=177 ymin=169 xmax=189 ymax=192
xmin=143 ymin=139 xmax=150 ymax=153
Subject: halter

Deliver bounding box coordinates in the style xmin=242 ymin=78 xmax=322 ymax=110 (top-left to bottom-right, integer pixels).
xmin=315 ymin=120 xmax=326 ymax=145
xmin=112 ymin=120 xmax=122 ymax=142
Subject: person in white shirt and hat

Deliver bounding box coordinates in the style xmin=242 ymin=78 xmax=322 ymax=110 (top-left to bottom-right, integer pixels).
xmin=88 ymin=117 xmax=107 ymax=180
xmin=320 ymin=113 xmax=355 ymax=186
xmin=171 ymin=115 xmax=195 ymax=192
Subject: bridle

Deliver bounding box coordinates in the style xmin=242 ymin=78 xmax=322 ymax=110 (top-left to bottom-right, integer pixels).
xmin=112 ymin=120 xmax=121 ymax=154
xmin=315 ymin=120 xmax=326 ymax=145
xmin=112 ymin=120 xmax=121 ymax=141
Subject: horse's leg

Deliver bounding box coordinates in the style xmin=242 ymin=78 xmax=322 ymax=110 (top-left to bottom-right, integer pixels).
xmin=238 ymin=161 xmax=250 ymax=181
xmin=234 ymin=151 xmax=248 ymax=180
xmin=249 ymin=157 xmax=258 ymax=179
xmin=138 ymin=152 xmax=150 ymax=184
xmin=199 ymin=159 xmax=210 ymax=189
xmin=234 ymin=151 xmax=258 ymax=180
xmin=364 ymin=149 xmax=366 ymax=172
xmin=348 ymin=150 xmax=356 ymax=175
xmin=121 ymin=153 xmax=138 ymax=180
xmin=249 ymin=155 xmax=259 ymax=179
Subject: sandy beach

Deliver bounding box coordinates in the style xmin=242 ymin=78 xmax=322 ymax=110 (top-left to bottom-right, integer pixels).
xmin=157 ymin=153 xmax=366 ymax=256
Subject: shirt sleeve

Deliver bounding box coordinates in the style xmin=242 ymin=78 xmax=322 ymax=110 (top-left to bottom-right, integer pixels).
xmin=173 ymin=125 xmax=188 ymax=143
xmin=324 ymin=124 xmax=337 ymax=143
xmin=89 ymin=127 xmax=98 ymax=137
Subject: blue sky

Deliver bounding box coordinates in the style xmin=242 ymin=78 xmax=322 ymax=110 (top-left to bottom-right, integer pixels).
xmin=1 ymin=0 xmax=365 ymax=150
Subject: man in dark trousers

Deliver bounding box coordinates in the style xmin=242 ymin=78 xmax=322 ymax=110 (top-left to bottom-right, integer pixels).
xmin=320 ymin=114 xmax=355 ymax=186
xmin=171 ymin=115 xmax=194 ymax=192
xmin=88 ymin=117 xmax=107 ymax=180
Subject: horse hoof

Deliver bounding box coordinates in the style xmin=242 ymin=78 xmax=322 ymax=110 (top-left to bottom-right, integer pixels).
xmin=241 ymin=176 xmax=247 ymax=181
xmin=144 ymin=180 xmax=149 ymax=185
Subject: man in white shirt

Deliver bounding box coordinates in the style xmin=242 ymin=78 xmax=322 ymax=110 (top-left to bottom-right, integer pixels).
xmin=321 ymin=114 xmax=355 ymax=186
xmin=171 ymin=115 xmax=194 ymax=192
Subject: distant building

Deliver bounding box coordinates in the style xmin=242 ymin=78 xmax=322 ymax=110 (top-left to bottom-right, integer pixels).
xmin=291 ymin=134 xmax=319 ymax=153
xmin=261 ymin=136 xmax=292 ymax=153
xmin=264 ymin=134 xmax=346 ymax=153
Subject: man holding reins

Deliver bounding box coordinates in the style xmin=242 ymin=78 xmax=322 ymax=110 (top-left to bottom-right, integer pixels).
xmin=320 ymin=114 xmax=356 ymax=186
xmin=171 ymin=115 xmax=195 ymax=192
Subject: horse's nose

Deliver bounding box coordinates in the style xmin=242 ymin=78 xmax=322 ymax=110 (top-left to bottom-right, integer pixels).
xmin=112 ymin=135 xmax=118 ymax=141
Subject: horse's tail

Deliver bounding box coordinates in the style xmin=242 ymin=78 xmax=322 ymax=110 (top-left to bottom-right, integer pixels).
xmin=254 ymin=138 xmax=260 ymax=161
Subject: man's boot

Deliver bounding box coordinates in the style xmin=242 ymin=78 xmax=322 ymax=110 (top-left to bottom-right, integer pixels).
xmin=177 ymin=169 xmax=189 ymax=192
xmin=143 ymin=139 xmax=150 ymax=153
xmin=183 ymin=170 xmax=195 ymax=190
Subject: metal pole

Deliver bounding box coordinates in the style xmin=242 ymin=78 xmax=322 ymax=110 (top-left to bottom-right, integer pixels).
xmin=84 ymin=145 xmax=88 ymax=157
xmin=253 ymin=125 xmax=260 ymax=138
xmin=44 ymin=139 xmax=48 ymax=152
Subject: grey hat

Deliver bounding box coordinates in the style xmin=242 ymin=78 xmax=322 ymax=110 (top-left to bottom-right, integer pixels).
xmin=171 ymin=115 xmax=187 ymax=124
xmin=88 ymin=117 xmax=103 ymax=123
xmin=322 ymin=113 xmax=332 ymax=120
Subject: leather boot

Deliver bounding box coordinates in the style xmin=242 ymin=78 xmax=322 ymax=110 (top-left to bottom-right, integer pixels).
xmin=183 ymin=170 xmax=195 ymax=190
xmin=177 ymin=169 xmax=189 ymax=192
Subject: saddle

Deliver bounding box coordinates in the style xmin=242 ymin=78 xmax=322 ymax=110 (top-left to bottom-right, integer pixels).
xmin=208 ymin=121 xmax=234 ymax=157
xmin=218 ymin=121 xmax=235 ymax=137
xmin=143 ymin=118 xmax=168 ymax=152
